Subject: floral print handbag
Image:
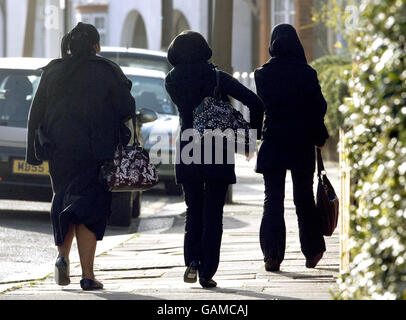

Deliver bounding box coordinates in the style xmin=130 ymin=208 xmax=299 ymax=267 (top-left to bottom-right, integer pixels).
xmin=193 ymin=68 xmax=257 ymax=157
xmin=102 ymin=117 xmax=159 ymax=192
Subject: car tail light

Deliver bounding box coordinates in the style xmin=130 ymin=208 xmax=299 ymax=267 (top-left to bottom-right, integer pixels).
xmin=169 ymin=134 xmax=174 ymax=147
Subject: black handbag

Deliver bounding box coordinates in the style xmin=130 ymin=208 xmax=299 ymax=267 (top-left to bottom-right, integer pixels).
xmin=316 ymin=148 xmax=339 ymax=236
xmin=192 ymin=68 xmax=256 ymax=157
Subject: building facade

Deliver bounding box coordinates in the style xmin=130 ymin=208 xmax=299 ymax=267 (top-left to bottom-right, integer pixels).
xmin=0 ymin=0 xmax=338 ymax=72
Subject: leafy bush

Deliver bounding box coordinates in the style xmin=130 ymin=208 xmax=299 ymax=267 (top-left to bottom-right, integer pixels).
xmin=337 ymin=0 xmax=406 ymax=299
xmin=311 ymin=55 xmax=351 ymax=136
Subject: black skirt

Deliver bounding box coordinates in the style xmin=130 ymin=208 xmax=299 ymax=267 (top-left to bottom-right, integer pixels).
xmin=49 ymin=156 xmax=112 ymax=246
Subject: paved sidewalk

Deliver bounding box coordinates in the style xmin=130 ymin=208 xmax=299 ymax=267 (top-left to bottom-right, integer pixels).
xmin=0 ymin=157 xmax=340 ymax=300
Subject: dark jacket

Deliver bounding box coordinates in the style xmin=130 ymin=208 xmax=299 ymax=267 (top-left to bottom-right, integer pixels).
xmin=165 ymin=62 xmax=264 ymax=184
xmin=255 ymin=58 xmax=329 ymax=172
xmin=254 ymin=24 xmax=328 ymax=173
xmin=26 ymin=55 xmax=135 ymax=165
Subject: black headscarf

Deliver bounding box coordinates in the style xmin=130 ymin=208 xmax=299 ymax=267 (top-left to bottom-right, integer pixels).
xmin=167 ymin=30 xmax=212 ymax=67
xmin=269 ymin=24 xmax=307 ymax=64
xmin=55 ymin=22 xmax=100 ymax=83
xmin=61 ymin=22 xmax=100 ymax=59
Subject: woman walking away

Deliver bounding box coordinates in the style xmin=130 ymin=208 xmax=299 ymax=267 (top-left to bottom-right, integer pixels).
xmin=165 ymin=31 xmax=264 ymax=288
xmin=255 ymin=24 xmax=329 ymax=272
xmin=26 ymin=22 xmax=135 ymax=290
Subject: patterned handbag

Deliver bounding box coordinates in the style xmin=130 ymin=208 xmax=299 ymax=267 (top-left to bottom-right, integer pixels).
xmin=102 ymin=116 xmax=159 ymax=192
xmin=192 ymin=68 xmax=256 ymax=156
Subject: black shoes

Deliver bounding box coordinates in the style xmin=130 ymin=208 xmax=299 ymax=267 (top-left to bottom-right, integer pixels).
xmin=80 ymin=278 xmax=104 ymax=291
xmin=54 ymin=257 xmax=70 ymax=286
xmin=265 ymin=258 xmax=280 ymax=272
xmin=55 ymin=257 xmax=103 ymax=290
xmin=264 ymin=253 xmax=323 ymax=270
xmin=184 ymin=261 xmax=199 ymax=283
xmin=199 ymin=278 xmax=217 ymax=288
xmin=306 ymin=252 xmax=324 ymax=268
xmin=184 ymin=261 xmax=217 ymax=288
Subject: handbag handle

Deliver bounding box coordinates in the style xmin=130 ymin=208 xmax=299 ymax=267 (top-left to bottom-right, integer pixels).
xmin=316 ymin=147 xmax=326 ymax=177
xmin=213 ymin=68 xmax=221 ymax=98
xmin=131 ymin=114 xmax=141 ymax=146
xmin=195 ymin=68 xmax=221 ymax=113
xmin=118 ymin=114 xmax=140 ymax=149
xmin=117 ymin=115 xmax=140 ymax=166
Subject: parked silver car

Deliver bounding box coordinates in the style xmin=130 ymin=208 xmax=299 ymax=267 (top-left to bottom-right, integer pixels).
xmin=0 ymin=58 xmax=157 ymax=226
xmin=101 ymin=47 xmax=170 ymax=73
xmin=101 ymin=48 xmax=184 ymax=195
xmin=122 ymin=67 xmax=182 ymax=195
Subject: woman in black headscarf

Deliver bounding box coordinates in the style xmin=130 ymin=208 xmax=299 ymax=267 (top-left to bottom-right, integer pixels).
xmin=26 ymin=23 xmax=135 ymax=290
xmin=165 ymin=31 xmax=264 ymax=288
xmin=254 ymin=24 xmax=329 ymax=272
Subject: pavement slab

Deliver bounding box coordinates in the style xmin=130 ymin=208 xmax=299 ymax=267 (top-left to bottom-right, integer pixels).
xmin=0 ymin=158 xmax=340 ymax=300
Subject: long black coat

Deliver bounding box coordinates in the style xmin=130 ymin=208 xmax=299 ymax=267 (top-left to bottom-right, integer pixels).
xmin=165 ymin=62 xmax=264 ymax=184
xmin=26 ymin=55 xmax=135 ymax=245
xmin=254 ymin=57 xmax=329 ymax=173
xmin=26 ymin=55 xmax=135 ymax=165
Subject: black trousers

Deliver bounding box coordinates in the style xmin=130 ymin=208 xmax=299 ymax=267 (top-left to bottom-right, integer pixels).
xmin=260 ymin=169 xmax=326 ymax=263
xmin=182 ymin=180 xmax=229 ymax=280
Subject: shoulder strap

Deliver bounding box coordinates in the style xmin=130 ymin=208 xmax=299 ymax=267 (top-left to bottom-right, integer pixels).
xmin=316 ymin=148 xmax=325 ymax=177
xmin=213 ymin=68 xmax=221 ymax=97
xmin=131 ymin=115 xmax=140 ymax=146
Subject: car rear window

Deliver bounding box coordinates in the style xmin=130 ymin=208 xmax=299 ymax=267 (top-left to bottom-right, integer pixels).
xmin=127 ymin=75 xmax=177 ymax=116
xmin=0 ymin=70 xmax=41 ymax=129
xmin=101 ymin=52 xmax=170 ymax=74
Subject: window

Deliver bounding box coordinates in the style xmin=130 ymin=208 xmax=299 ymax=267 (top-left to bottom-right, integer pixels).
xmin=94 ymin=15 xmax=107 ymax=45
xmin=0 ymin=70 xmax=41 ymax=128
xmin=127 ymin=75 xmax=176 ymax=115
xmin=271 ymin=0 xmax=295 ymax=27
xmin=100 ymin=52 xmax=170 ymax=74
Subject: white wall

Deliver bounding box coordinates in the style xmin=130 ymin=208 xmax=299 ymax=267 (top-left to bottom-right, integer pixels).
xmin=44 ymin=0 xmax=65 ymax=58
xmin=0 ymin=4 xmax=4 ymax=57
xmin=108 ymin=0 xmax=209 ymax=51
xmin=33 ymin=0 xmax=46 ymax=58
xmin=11 ymin=0 xmax=254 ymax=70
xmin=232 ymin=0 xmax=253 ymax=72
xmin=173 ymin=0 xmax=208 ymax=38
xmin=6 ymin=0 xmax=28 ymax=57
xmin=3 ymin=0 xmax=64 ymax=58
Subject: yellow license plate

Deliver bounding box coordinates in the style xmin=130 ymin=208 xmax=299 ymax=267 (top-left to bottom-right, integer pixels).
xmin=12 ymin=160 xmax=49 ymax=176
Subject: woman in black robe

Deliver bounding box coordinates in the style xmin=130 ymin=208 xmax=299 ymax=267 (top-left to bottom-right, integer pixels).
xmin=254 ymin=24 xmax=329 ymax=272
xmin=165 ymin=31 xmax=264 ymax=288
xmin=26 ymin=23 xmax=135 ymax=290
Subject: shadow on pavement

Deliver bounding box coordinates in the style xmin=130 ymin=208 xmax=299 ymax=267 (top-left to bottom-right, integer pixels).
xmin=166 ymin=214 xmax=249 ymax=234
xmin=60 ymin=289 xmax=163 ymax=300
xmin=0 ymin=185 xmax=184 ymax=236
xmin=191 ymin=286 xmax=294 ymax=300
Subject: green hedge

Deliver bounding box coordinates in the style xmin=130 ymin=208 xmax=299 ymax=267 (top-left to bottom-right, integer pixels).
xmin=311 ymin=55 xmax=351 ymax=137
xmin=337 ymin=0 xmax=406 ymax=299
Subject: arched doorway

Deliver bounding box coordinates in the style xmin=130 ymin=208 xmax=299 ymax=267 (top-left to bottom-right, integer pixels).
xmin=172 ymin=10 xmax=190 ymax=36
xmin=121 ymin=10 xmax=148 ymax=49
